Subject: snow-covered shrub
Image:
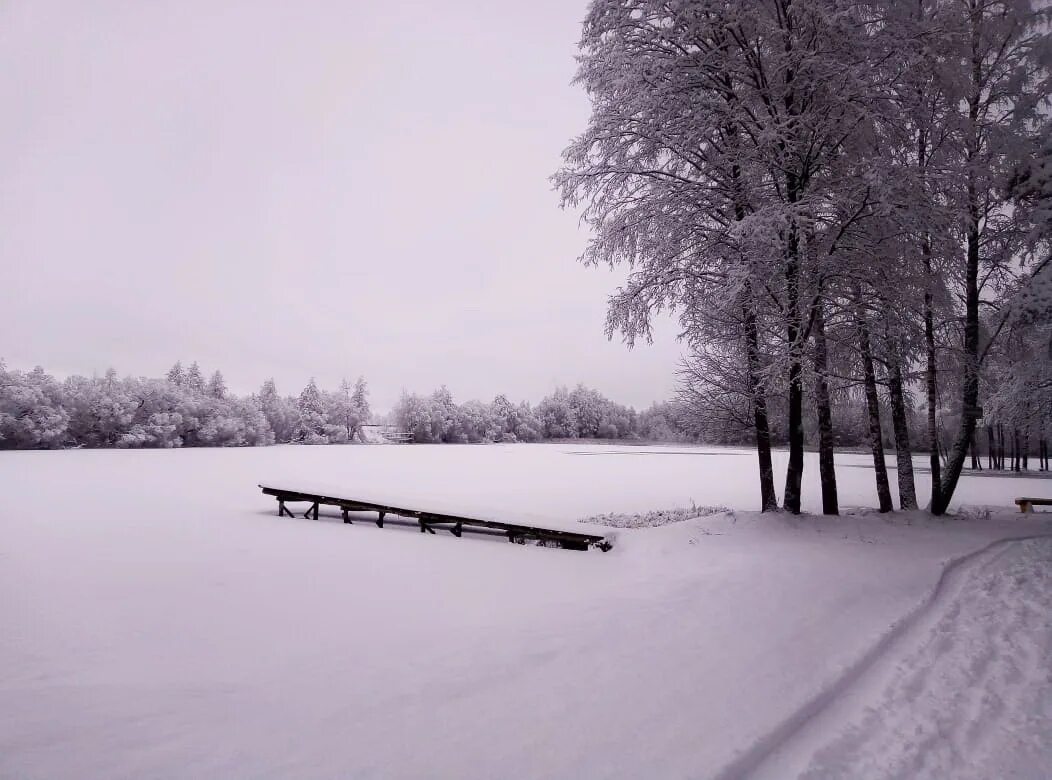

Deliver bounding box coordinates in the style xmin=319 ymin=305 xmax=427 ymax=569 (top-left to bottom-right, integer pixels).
xmin=116 ymin=425 xmax=149 ymax=448
xmin=581 ymin=504 xmax=730 ymax=529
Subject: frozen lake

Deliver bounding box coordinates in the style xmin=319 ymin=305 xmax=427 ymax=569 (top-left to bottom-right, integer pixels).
xmin=0 ymin=441 xmax=1037 ymax=525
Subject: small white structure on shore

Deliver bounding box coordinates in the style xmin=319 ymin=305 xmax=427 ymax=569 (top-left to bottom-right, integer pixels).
xmin=358 ymin=424 xmax=411 ymax=444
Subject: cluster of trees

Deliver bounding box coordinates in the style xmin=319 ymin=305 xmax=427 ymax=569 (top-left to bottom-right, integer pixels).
xmin=391 ymin=384 xmax=687 ymax=443
xmin=257 ymin=374 xmax=370 ymax=445
xmin=0 ymin=360 xmax=691 ymax=449
xmin=558 ymin=0 xmax=1051 ymax=514
xmin=0 ymin=360 xmax=371 ymax=449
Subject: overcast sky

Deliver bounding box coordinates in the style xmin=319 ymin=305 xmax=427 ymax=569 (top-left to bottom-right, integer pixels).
xmin=1 ymin=0 xmax=681 ymax=411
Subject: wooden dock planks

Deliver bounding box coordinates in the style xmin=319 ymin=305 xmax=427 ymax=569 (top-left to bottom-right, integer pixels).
xmin=259 ymin=484 xmax=611 ymax=551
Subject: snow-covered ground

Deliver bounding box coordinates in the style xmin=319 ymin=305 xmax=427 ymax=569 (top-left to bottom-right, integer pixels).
xmin=1 ymin=443 xmax=1049 ymax=779
xmin=755 ymin=536 xmax=1052 ymax=780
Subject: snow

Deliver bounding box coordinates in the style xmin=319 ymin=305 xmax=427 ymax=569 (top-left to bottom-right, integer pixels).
xmin=1 ymin=443 xmax=1050 ymax=779
xmin=750 ymin=536 xmax=1052 ymax=780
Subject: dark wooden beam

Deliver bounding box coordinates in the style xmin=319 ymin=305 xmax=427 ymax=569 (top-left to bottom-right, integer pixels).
xmin=260 ymin=485 xmax=610 ymax=551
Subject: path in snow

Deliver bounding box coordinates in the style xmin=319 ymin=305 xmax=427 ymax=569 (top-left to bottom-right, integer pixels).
xmin=750 ymin=536 xmax=1052 ymax=780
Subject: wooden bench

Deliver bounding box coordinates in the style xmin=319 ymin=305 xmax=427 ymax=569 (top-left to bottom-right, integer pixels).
xmin=1015 ymin=497 xmax=1052 ymax=513
xmin=259 ymin=484 xmax=612 ymax=551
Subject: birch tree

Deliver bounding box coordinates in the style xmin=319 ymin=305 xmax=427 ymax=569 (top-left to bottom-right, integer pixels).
xmin=558 ymin=0 xmax=887 ymax=513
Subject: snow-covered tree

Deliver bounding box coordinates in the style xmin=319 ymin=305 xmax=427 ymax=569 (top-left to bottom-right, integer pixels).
xmin=917 ymin=0 xmax=1048 ymax=512
xmin=322 ymin=379 xmax=366 ymax=443
xmin=0 ymin=365 xmax=69 ymax=448
xmin=393 ymin=391 xmax=433 ymax=442
xmin=185 ymin=362 xmax=205 ymax=394
xmin=166 ymin=361 xmax=185 ymax=386
xmin=512 ymin=402 xmax=544 ymax=442
xmin=558 ymin=0 xmax=1049 ymax=514
xmin=296 ymin=379 xmax=327 ymax=443
xmin=207 ymin=371 xmax=226 ymax=399
xmin=258 ymin=379 xmax=298 ymax=443
xmin=351 ymin=376 xmax=370 ymax=425
xmin=557 ymin=0 xmax=886 ymax=511
xmin=538 ymin=387 xmax=578 ymax=439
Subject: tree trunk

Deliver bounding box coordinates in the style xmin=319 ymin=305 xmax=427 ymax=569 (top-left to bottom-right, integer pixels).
xmin=969 ymin=429 xmax=982 ymax=470
xmin=783 ymin=220 xmax=805 ymax=515
xmin=922 ymin=242 xmax=942 ymax=510
xmin=729 ymin=129 xmax=777 ymax=512
xmin=932 ymin=265 xmax=980 ymax=509
xmin=886 ymin=348 xmax=917 ymax=509
xmin=997 ymin=424 xmax=1005 ymax=470
xmin=858 ymin=308 xmax=894 ymax=512
xmin=812 ymin=299 xmax=838 ymax=514
xmin=987 ymin=425 xmax=994 ymax=469
xmin=743 ymin=294 xmax=778 ymax=512
xmin=932 ymin=41 xmax=984 ymax=515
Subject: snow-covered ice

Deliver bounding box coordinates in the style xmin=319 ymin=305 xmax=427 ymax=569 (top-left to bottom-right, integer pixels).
xmin=1 ymin=443 xmax=1050 ymax=779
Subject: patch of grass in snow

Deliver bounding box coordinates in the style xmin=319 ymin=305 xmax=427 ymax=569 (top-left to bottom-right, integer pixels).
xmin=953 ymin=505 xmax=998 ymax=522
xmin=581 ymin=502 xmax=730 ymax=528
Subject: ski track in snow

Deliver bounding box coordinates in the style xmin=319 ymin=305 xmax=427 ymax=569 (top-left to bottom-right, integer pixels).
xmin=746 ymin=536 xmax=1052 ymax=780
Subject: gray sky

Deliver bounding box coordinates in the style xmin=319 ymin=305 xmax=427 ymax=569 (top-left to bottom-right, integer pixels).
xmin=0 ymin=0 xmax=681 ymax=411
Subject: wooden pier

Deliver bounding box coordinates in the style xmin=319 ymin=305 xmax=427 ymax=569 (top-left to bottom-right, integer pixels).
xmin=259 ymin=484 xmax=612 ymax=551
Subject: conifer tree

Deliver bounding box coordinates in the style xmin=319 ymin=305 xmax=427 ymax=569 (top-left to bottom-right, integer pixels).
xmin=207 ymin=371 xmax=226 ymax=399
xmin=166 ymin=361 xmax=185 ymax=386
xmin=186 ymin=362 xmax=205 ymax=394
xmin=296 ymin=378 xmax=326 ymax=442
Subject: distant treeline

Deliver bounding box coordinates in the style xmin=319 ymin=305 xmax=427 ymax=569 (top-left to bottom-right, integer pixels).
xmin=390 ymin=385 xmax=683 ymax=443
xmin=0 ymin=360 xmax=688 ymax=449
